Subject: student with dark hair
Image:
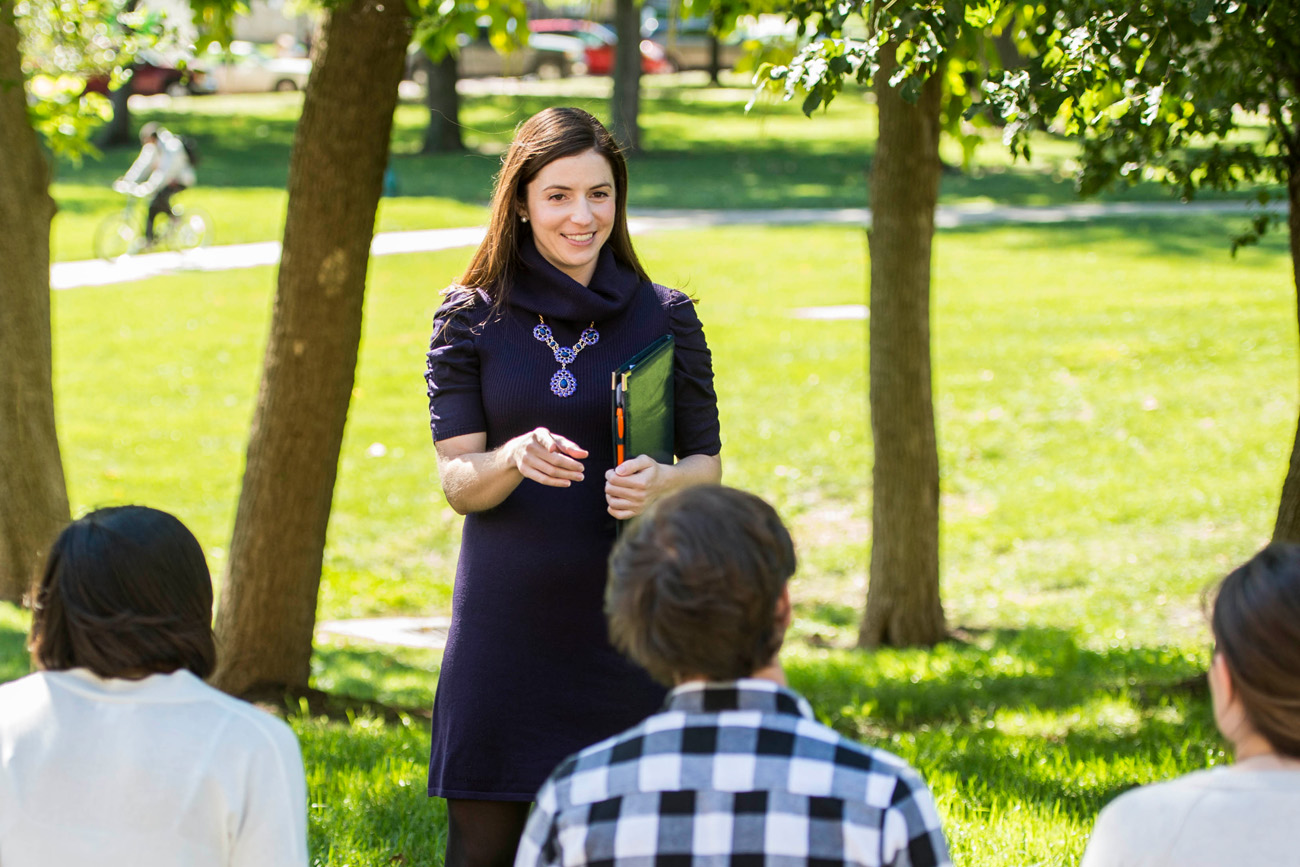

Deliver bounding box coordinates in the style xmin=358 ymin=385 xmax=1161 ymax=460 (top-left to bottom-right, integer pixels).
xmin=0 ymin=506 xmax=308 ymax=867
xmin=515 ymin=486 xmax=952 ymax=867
xmin=424 ymin=106 xmax=722 ymax=867
xmin=1081 ymin=542 xmax=1300 ymax=866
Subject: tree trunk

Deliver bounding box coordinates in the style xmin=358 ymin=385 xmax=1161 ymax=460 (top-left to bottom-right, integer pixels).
xmin=611 ymin=0 xmax=641 ymax=152
xmin=211 ymin=0 xmax=412 ymax=695
xmin=1271 ymin=160 xmax=1300 ymax=541
xmin=858 ymin=47 xmax=947 ymax=648
xmin=707 ymin=32 xmax=720 ymax=85
xmin=94 ymin=83 xmax=134 ymax=149
xmin=420 ymin=51 xmax=464 ymax=154
xmin=0 ymin=6 xmax=70 ymax=604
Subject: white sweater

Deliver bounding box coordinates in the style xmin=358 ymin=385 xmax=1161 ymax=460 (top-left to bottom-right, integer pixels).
xmin=0 ymin=668 xmax=308 ymax=866
xmin=1080 ymin=765 xmax=1300 ymax=867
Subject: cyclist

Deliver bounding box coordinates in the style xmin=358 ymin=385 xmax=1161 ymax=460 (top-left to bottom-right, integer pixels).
xmin=112 ymin=122 xmax=196 ymax=250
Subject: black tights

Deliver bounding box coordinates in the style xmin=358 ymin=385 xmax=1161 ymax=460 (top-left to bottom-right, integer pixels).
xmin=445 ymin=799 xmax=531 ymax=867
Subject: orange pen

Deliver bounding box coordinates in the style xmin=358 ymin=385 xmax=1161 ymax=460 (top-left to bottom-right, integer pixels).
xmin=615 ymin=406 xmax=625 ymax=464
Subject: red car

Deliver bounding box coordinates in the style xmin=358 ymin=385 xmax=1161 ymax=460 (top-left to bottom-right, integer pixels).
xmin=529 ymin=19 xmax=674 ymax=75
xmin=85 ymin=55 xmax=207 ymax=97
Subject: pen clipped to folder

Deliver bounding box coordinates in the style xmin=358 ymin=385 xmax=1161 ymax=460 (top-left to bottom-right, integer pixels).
xmin=611 ymin=334 xmax=675 ymax=468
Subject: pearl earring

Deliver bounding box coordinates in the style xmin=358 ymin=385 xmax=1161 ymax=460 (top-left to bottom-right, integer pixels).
xmin=520 ymin=215 xmax=529 ymax=223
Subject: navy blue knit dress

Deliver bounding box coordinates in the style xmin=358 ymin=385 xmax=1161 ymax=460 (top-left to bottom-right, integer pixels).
xmin=424 ymin=237 xmax=721 ymax=800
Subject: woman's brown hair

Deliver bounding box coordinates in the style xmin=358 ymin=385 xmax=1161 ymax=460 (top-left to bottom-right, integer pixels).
xmin=1211 ymin=542 xmax=1300 ymax=758
xmin=457 ymin=106 xmax=648 ymax=305
xmin=606 ymin=485 xmax=797 ymax=685
xmin=29 ymin=506 xmax=217 ymax=679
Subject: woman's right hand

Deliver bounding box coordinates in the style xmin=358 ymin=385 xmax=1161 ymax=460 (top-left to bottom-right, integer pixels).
xmin=508 ymin=427 xmax=588 ymax=487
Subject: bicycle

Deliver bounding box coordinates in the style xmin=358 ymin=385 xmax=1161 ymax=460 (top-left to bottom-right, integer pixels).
xmin=94 ymin=193 xmax=214 ymax=262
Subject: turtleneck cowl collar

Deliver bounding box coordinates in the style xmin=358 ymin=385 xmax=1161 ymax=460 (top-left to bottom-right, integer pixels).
xmin=509 ymin=233 xmax=644 ymax=323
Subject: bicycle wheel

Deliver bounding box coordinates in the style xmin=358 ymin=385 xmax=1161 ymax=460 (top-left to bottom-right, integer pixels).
xmin=94 ymin=211 xmax=139 ymax=261
xmin=169 ymin=206 xmax=212 ymax=252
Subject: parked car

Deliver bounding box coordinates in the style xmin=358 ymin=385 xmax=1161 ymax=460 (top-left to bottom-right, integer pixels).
xmin=447 ymin=28 xmax=584 ymax=79
xmin=644 ymin=18 xmax=747 ymax=72
xmin=528 ymin=19 xmax=674 ymax=75
xmin=84 ymin=51 xmax=208 ymax=97
xmin=204 ymin=42 xmax=312 ymax=93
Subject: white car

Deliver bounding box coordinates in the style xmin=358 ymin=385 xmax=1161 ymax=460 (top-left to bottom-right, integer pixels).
xmin=205 ymin=42 xmax=312 ymax=93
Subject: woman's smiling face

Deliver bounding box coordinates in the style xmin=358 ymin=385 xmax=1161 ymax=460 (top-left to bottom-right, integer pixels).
xmin=521 ymin=149 xmax=616 ymax=287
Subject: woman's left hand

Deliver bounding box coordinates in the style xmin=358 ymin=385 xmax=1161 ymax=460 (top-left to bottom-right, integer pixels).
xmin=604 ymin=455 xmax=667 ymax=520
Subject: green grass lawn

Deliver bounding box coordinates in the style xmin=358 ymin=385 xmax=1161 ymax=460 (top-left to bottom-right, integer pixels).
xmin=6 ymin=206 xmax=1293 ymax=864
xmin=48 ymin=78 xmax=1269 ymax=262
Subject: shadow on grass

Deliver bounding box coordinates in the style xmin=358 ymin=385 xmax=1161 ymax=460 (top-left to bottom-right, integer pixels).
xmin=787 ymin=626 xmax=1216 ymax=816
xmin=939 ymin=212 xmax=1290 ymax=261
xmin=790 ymin=626 xmax=1205 ymax=727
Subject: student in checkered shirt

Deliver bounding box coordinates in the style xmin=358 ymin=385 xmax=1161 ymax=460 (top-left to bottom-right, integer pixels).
xmin=514 ymin=485 xmax=952 ymax=867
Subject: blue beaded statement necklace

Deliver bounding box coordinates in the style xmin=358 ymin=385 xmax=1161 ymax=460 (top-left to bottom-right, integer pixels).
xmin=533 ymin=315 xmax=600 ymax=397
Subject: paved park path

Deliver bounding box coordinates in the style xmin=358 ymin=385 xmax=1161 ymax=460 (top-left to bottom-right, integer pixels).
xmin=55 ymin=198 xmax=1279 ymax=649
xmin=52 ymin=199 xmax=1274 ymax=291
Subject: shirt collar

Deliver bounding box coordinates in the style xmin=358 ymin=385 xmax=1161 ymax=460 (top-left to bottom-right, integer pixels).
xmin=664 ymin=678 xmax=815 ymax=720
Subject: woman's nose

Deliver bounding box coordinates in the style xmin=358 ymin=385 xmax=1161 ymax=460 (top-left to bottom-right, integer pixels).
xmin=569 ymin=199 xmax=594 ymax=225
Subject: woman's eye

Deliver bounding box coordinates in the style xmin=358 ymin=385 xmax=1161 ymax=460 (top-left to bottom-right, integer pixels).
xmin=591 ymin=191 xmax=609 ymax=199
xmin=548 ymin=194 xmax=565 ymax=202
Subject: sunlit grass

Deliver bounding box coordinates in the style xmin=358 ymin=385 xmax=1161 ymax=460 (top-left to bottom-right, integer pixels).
xmin=11 ymin=206 xmax=1294 ymax=864
xmin=49 ymin=81 xmax=1272 ymax=262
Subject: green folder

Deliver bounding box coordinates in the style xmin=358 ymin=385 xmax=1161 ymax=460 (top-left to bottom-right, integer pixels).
xmin=611 ymin=334 xmax=675 ymax=468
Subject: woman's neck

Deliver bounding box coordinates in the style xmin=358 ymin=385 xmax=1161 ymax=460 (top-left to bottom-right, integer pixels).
xmin=1233 ymin=738 xmax=1300 ymax=768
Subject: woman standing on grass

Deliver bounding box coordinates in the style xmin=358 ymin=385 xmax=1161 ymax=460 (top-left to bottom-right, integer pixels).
xmin=1081 ymin=543 xmax=1300 ymax=866
xmin=423 ymin=106 xmax=722 ymax=867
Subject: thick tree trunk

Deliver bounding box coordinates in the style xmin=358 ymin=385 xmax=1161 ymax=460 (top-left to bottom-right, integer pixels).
xmin=858 ymin=47 xmax=947 ymax=648
xmin=420 ymin=51 xmax=463 ymax=154
xmin=611 ymin=0 xmax=641 ymax=152
xmin=1271 ymin=162 xmax=1300 ymax=541
xmin=212 ymin=0 xmax=412 ymax=695
xmin=0 ymin=6 xmax=70 ymax=604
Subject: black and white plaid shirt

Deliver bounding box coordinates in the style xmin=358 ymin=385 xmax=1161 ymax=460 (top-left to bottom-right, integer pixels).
xmin=515 ymin=679 xmax=951 ymax=867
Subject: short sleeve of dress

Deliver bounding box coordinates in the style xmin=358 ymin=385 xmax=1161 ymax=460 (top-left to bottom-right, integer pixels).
xmin=425 ymin=291 xmax=489 ymax=442
xmin=665 ymin=290 xmax=722 ymax=458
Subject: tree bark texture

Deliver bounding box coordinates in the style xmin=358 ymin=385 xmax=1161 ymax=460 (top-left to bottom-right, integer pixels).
xmin=0 ymin=6 xmax=70 ymax=603
xmin=1271 ymin=158 xmax=1300 ymax=541
xmin=420 ymin=51 xmax=463 ymax=154
xmin=212 ymin=0 xmax=412 ymax=695
xmin=611 ymin=0 xmax=641 ymax=152
xmin=858 ymin=47 xmax=948 ymax=648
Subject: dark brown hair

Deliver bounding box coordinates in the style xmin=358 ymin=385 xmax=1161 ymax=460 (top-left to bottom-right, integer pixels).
xmin=29 ymin=506 xmax=217 ymax=679
xmin=1211 ymin=542 xmax=1300 ymax=758
xmin=606 ymin=485 xmax=796 ymax=685
xmin=457 ymin=106 xmax=648 ymax=305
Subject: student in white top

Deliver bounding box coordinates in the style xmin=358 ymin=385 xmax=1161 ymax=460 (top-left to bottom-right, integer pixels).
xmin=114 ymin=121 xmax=197 ymax=247
xmin=0 ymin=506 xmax=309 ymax=867
xmin=1081 ymin=543 xmax=1300 ymax=867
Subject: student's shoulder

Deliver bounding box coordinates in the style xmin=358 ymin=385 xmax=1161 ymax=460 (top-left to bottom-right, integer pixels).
xmin=187 ymin=675 xmax=301 ymax=757
xmin=796 ymin=716 xmax=933 ymax=795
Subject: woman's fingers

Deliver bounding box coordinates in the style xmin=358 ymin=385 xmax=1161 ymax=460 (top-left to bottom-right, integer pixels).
xmin=604 ymin=457 xmax=663 ymax=517
xmin=518 ymin=428 xmax=585 ymax=486
xmin=546 ymin=431 xmax=590 ymax=460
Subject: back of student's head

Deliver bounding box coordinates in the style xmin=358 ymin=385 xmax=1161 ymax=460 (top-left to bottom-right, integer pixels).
xmin=1211 ymin=542 xmax=1300 ymax=758
xmin=606 ymin=485 xmax=796 ymax=685
xmin=28 ymin=506 xmax=216 ymax=679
